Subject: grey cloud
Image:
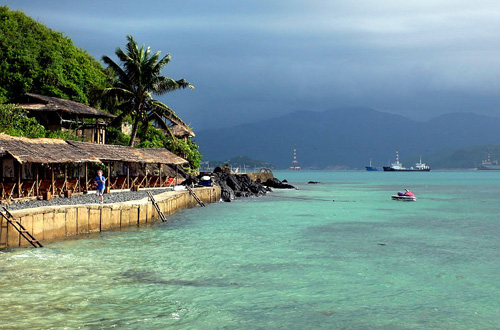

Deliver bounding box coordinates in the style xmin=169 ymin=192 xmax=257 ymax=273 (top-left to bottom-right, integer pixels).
xmin=4 ymin=0 xmax=500 ymax=129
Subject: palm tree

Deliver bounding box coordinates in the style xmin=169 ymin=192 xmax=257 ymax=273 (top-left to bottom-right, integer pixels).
xmin=102 ymin=35 xmax=193 ymax=146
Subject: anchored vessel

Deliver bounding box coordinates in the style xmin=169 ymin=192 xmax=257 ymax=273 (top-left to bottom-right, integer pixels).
xmin=383 ymin=149 xmax=430 ymax=172
xmin=477 ymin=151 xmax=500 ymax=170
xmin=289 ymin=146 xmax=302 ymax=170
xmin=365 ymin=159 xmax=382 ymax=171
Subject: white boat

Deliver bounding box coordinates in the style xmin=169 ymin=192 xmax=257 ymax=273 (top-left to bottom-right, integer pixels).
xmin=391 ymin=194 xmax=417 ymax=201
xmin=383 ymin=149 xmax=430 ymax=172
xmin=477 ymin=151 xmax=500 ymax=170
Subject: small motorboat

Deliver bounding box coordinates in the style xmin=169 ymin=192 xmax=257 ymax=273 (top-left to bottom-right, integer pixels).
xmin=391 ymin=189 xmax=417 ymax=201
xmin=391 ymin=194 xmax=417 ymax=201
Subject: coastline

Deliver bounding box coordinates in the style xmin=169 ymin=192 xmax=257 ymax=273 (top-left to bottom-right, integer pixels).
xmin=0 ymin=186 xmax=220 ymax=249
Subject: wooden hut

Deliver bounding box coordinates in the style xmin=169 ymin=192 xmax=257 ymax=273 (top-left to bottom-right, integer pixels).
xmin=12 ymin=93 xmax=116 ymax=144
xmin=66 ymin=141 xmax=187 ymax=190
xmin=0 ymin=134 xmax=188 ymax=201
xmin=0 ymin=134 xmax=101 ymax=200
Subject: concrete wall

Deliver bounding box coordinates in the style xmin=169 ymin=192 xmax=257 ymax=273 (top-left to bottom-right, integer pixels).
xmin=0 ymin=187 xmax=220 ymax=249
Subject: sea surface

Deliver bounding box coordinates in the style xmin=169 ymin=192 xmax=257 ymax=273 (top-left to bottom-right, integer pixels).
xmin=1 ymin=170 xmax=500 ymax=329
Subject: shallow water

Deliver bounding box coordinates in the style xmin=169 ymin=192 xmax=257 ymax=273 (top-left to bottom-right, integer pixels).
xmin=1 ymin=170 xmax=500 ymax=329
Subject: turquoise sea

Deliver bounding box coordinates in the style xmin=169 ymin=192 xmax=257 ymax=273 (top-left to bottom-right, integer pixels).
xmin=1 ymin=170 xmax=500 ymax=329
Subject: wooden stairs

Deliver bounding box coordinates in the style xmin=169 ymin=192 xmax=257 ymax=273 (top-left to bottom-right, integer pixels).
xmin=1 ymin=207 xmax=43 ymax=248
xmin=185 ymin=186 xmax=206 ymax=207
xmin=146 ymin=191 xmax=167 ymax=222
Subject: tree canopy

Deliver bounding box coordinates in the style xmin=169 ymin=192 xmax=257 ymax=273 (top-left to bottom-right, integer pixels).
xmin=101 ymin=35 xmax=194 ymax=146
xmin=0 ymin=6 xmax=110 ymax=104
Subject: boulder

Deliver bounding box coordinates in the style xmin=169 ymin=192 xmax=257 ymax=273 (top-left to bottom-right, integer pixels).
xmin=263 ymin=178 xmax=296 ymax=189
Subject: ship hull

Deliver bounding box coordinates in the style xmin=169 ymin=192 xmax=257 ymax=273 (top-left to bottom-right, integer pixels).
xmin=365 ymin=166 xmax=382 ymax=171
xmin=383 ymin=167 xmax=430 ymax=172
xmin=477 ymin=165 xmax=500 ymax=170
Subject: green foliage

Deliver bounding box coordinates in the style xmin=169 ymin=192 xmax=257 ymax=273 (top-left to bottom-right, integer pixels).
xmin=45 ymin=130 xmax=82 ymax=141
xmin=0 ymin=104 xmax=45 ymax=137
xmin=106 ymin=127 xmax=131 ymax=146
xmin=133 ymin=125 xmax=202 ymax=168
xmin=135 ymin=126 xmax=168 ymax=149
xmin=0 ymin=6 xmax=110 ymax=104
xmin=102 ymin=35 xmax=193 ymax=146
xmin=165 ymin=137 xmax=202 ymax=169
xmin=0 ymin=104 xmax=81 ymax=140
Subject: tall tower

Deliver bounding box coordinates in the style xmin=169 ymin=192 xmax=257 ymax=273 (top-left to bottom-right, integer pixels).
xmin=289 ymin=146 xmax=302 ymax=170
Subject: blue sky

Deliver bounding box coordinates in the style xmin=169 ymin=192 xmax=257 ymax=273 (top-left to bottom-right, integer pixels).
xmin=4 ymin=0 xmax=500 ymax=130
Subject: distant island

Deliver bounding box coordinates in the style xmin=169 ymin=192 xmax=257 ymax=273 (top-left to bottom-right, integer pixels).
xmin=200 ymin=156 xmax=278 ymax=171
xmin=196 ymin=107 xmax=500 ymax=169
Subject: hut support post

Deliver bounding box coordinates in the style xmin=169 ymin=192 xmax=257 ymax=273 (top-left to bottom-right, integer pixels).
xmin=126 ymin=165 xmax=130 ymax=189
xmin=35 ymin=165 xmax=39 ymax=197
xmin=107 ymin=162 xmax=111 ymax=192
xmin=17 ymin=162 xmax=21 ymax=198
xmin=51 ymin=166 xmax=55 ymax=196
xmin=63 ymin=165 xmax=67 ymax=193
xmin=77 ymin=164 xmax=80 ymax=193
xmin=84 ymin=163 xmax=88 ymax=192
xmin=159 ymin=163 xmax=163 ymax=186
xmin=176 ymin=165 xmax=178 ymax=185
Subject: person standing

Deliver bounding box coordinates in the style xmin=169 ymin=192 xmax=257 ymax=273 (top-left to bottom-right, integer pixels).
xmin=94 ymin=169 xmax=106 ymax=204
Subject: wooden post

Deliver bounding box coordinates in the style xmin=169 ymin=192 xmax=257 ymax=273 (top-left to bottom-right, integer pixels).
xmin=35 ymin=164 xmax=39 ymax=197
xmin=63 ymin=164 xmax=67 ymax=193
xmin=159 ymin=163 xmax=163 ymax=186
xmin=77 ymin=164 xmax=81 ymax=193
xmin=126 ymin=164 xmax=130 ymax=189
xmin=17 ymin=162 xmax=22 ymax=198
xmin=107 ymin=162 xmax=111 ymax=193
xmin=84 ymin=163 xmax=88 ymax=192
xmin=51 ymin=165 xmax=55 ymax=196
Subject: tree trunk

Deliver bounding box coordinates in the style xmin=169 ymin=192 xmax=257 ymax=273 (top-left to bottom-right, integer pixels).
xmin=128 ymin=118 xmax=141 ymax=147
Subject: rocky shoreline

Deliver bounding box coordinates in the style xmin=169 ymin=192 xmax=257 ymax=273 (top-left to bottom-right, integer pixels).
xmin=193 ymin=166 xmax=296 ymax=202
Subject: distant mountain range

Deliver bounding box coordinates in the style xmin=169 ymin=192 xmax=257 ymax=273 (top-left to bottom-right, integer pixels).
xmin=196 ymin=107 xmax=500 ymax=169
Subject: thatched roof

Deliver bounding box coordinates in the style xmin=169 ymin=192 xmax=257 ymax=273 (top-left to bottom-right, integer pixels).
xmin=170 ymin=123 xmax=195 ymax=138
xmin=0 ymin=134 xmax=100 ymax=164
xmin=14 ymin=93 xmax=116 ymax=119
xmin=66 ymin=141 xmax=188 ymax=165
xmin=0 ymin=134 xmax=187 ymax=165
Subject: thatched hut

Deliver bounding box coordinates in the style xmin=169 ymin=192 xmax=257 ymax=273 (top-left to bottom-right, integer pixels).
xmin=0 ymin=134 xmax=188 ymax=201
xmin=66 ymin=140 xmax=187 ymax=190
xmin=12 ymin=93 xmax=116 ymax=144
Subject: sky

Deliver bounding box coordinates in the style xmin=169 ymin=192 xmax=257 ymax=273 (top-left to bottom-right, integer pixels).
xmin=4 ymin=0 xmax=500 ymax=130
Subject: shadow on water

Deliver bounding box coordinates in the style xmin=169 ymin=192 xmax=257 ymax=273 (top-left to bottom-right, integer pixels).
xmin=118 ymin=269 xmax=243 ymax=287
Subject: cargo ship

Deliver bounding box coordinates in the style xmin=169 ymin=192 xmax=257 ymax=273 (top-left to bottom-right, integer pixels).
xmin=383 ymin=149 xmax=430 ymax=172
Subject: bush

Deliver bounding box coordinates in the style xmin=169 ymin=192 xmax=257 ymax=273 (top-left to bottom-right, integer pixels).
xmin=165 ymin=137 xmax=202 ymax=169
xmin=0 ymin=6 xmax=110 ymax=105
xmin=106 ymin=126 xmax=131 ymax=146
xmin=0 ymin=104 xmax=46 ymax=138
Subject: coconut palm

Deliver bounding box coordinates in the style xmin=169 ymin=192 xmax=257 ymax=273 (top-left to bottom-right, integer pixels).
xmin=102 ymin=35 xmax=193 ymax=146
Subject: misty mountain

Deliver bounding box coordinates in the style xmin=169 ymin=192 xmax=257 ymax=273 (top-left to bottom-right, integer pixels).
xmin=196 ymin=107 xmax=500 ymax=169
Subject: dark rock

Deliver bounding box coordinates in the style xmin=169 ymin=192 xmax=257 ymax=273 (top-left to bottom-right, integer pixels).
xmin=210 ymin=172 xmax=271 ymax=202
xmin=263 ymin=178 xmax=296 ymax=189
xmin=213 ymin=164 xmax=232 ymax=174
xmin=308 ymin=181 xmax=321 ymax=184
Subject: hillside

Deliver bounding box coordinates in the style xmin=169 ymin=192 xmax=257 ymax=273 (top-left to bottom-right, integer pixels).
xmin=0 ymin=6 xmax=109 ymax=104
xmin=196 ymin=107 xmax=500 ymax=169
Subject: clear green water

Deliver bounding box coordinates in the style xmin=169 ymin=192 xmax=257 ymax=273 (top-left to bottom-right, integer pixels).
xmin=1 ymin=170 xmax=500 ymax=329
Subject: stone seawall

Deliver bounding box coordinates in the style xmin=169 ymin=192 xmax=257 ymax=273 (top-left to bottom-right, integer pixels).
xmin=0 ymin=187 xmax=220 ymax=249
